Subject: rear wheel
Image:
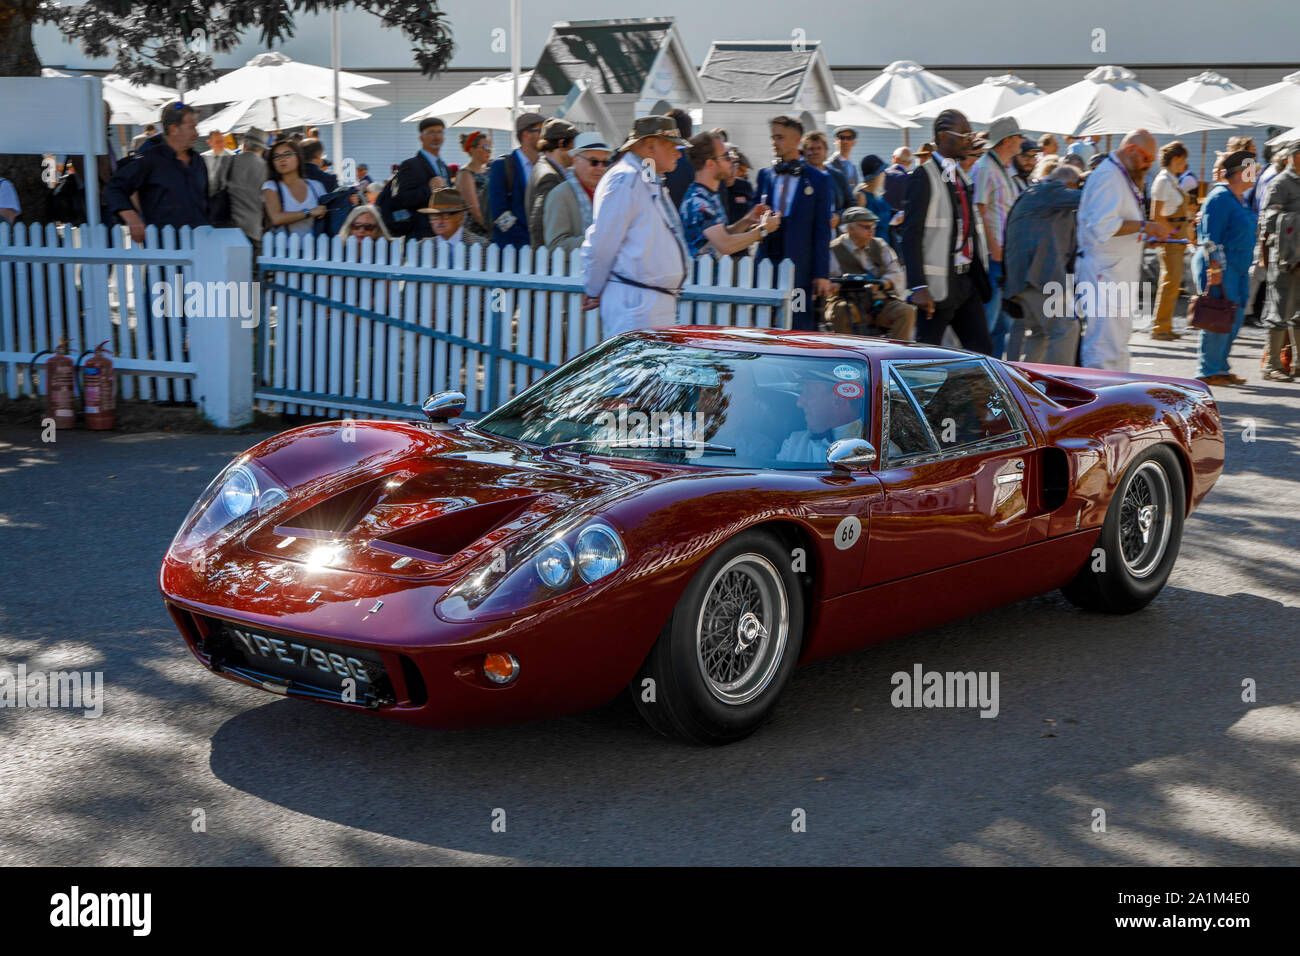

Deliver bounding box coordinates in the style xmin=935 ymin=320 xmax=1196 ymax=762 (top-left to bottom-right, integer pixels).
xmin=1062 ymin=445 xmax=1185 ymax=613
xmin=633 ymin=530 xmax=804 ymax=744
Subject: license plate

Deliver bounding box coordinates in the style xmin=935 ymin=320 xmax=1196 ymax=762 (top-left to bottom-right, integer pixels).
xmin=219 ymin=622 xmax=385 ymax=692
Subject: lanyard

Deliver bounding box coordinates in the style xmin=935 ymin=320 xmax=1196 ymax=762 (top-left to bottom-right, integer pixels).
xmin=1107 ymin=155 xmax=1145 ymax=212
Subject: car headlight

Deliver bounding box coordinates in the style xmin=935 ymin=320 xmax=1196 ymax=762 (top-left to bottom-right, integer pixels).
xmin=436 ymin=519 xmax=626 ymax=623
xmin=575 ymin=525 xmax=625 ymax=583
xmin=535 ymin=540 xmax=575 ymax=589
xmin=170 ymin=456 xmax=288 ymax=556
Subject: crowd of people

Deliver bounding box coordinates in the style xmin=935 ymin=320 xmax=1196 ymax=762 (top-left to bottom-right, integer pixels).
xmin=6 ymin=98 xmax=1298 ymax=385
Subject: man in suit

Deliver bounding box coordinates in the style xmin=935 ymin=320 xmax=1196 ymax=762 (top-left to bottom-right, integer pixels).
xmin=754 ymin=115 xmax=833 ymax=330
xmin=226 ymin=127 xmax=270 ymax=248
xmin=392 ymin=118 xmax=452 ymax=240
xmin=526 ymin=117 xmax=577 ymax=249
xmin=543 ymin=131 xmax=611 ymax=252
xmin=898 ymin=109 xmax=994 ymax=353
xmin=488 ymin=112 xmax=543 ymax=248
xmin=201 ymin=130 xmax=232 ymax=196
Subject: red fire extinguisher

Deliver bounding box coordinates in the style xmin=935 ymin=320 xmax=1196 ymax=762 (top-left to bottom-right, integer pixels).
xmin=80 ymin=340 xmax=116 ymax=431
xmin=44 ymin=339 xmax=77 ymax=430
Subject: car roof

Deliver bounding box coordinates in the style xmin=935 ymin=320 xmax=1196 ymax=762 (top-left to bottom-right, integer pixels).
xmin=628 ymin=327 xmax=979 ymax=364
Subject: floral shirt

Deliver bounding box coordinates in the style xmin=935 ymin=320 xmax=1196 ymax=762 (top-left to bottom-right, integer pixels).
xmin=679 ymin=181 xmax=727 ymax=257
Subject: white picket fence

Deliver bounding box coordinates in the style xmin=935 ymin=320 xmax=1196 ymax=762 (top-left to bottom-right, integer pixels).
xmin=0 ymin=222 xmax=201 ymax=403
xmin=1 ymin=219 xmax=795 ymax=426
xmin=255 ymin=233 xmax=796 ymax=420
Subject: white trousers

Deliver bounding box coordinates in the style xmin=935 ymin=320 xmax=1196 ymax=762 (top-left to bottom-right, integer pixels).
xmin=598 ymin=281 xmax=680 ymax=337
xmin=1077 ymin=252 xmax=1142 ymax=371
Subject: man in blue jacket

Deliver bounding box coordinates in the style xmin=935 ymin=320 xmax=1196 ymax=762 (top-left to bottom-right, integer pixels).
xmin=755 ymin=115 xmax=832 ymax=330
xmin=392 ymin=118 xmax=453 ymax=240
xmin=488 ymin=112 xmax=544 ymax=248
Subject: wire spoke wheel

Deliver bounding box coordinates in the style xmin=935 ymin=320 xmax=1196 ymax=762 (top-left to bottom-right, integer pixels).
xmin=695 ymin=553 xmax=788 ymax=705
xmin=1118 ymin=461 xmax=1172 ymax=578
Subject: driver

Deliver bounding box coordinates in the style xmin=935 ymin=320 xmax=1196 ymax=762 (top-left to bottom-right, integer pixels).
xmin=777 ymin=372 xmax=867 ymax=463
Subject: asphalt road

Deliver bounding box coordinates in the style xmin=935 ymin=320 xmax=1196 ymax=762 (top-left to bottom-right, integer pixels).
xmin=1 ymin=325 xmax=1297 ymax=866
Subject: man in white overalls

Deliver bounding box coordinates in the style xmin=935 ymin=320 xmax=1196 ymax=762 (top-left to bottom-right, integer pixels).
xmin=581 ymin=116 xmax=691 ymax=337
xmin=1075 ymin=129 xmax=1171 ymax=370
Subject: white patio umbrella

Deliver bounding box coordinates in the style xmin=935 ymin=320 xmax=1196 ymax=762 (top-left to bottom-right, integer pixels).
xmin=104 ymin=73 xmax=178 ymax=107
xmin=1205 ymin=70 xmax=1300 ymax=127
xmin=309 ymin=87 xmax=390 ymax=110
xmin=826 ymin=86 xmax=919 ymax=131
xmin=906 ymin=74 xmax=1045 ymax=124
xmin=1162 ymin=70 xmax=1245 ymax=107
xmin=1162 ymin=71 xmax=1247 ymax=182
xmin=43 ymin=68 xmax=162 ymax=126
xmin=184 ymin=51 xmax=386 ymax=107
xmin=852 ymin=60 xmax=963 ymax=146
xmin=403 ymin=71 xmax=537 ymax=130
xmin=196 ymin=93 xmax=370 ymax=135
xmin=1001 ymin=66 xmax=1236 ymax=139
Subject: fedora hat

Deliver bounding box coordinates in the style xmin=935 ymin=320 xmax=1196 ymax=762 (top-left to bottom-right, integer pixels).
xmin=620 ymin=115 xmax=688 ymax=151
xmin=418 ymin=188 xmax=468 ymax=214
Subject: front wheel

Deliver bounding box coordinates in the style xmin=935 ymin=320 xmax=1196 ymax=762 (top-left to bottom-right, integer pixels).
xmin=633 ymin=530 xmax=804 ymax=744
xmin=1062 ymin=444 xmax=1186 ymax=613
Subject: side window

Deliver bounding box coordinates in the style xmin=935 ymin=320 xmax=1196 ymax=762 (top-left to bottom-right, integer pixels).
xmin=893 ymin=360 xmax=1019 ymax=453
xmin=886 ymin=373 xmax=936 ymax=459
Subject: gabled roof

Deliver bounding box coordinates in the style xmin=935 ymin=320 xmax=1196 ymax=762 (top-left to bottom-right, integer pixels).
xmin=698 ymin=41 xmax=839 ymax=109
xmin=525 ymin=18 xmax=677 ymax=98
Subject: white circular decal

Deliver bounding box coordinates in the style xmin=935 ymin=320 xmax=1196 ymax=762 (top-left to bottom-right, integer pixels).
xmin=833 ymin=364 xmax=860 ymax=380
xmin=833 ymin=515 xmax=862 ymax=551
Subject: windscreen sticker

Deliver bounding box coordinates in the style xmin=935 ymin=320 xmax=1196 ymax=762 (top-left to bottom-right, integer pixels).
xmin=833 ymin=364 xmax=861 ymax=381
xmin=835 ymin=381 xmax=864 ymax=400
xmin=659 ymin=363 xmax=720 ymax=388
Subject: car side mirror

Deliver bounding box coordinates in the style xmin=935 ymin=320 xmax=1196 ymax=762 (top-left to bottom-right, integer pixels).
xmin=422 ymin=390 xmax=466 ymax=427
xmin=827 ymin=438 xmax=878 ymax=472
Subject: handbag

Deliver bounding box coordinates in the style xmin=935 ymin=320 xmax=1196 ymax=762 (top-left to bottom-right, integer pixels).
xmin=1187 ymin=284 xmax=1236 ymax=334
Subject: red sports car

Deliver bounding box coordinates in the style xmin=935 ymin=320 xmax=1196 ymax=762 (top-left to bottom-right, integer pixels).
xmin=160 ymin=328 xmax=1224 ymax=743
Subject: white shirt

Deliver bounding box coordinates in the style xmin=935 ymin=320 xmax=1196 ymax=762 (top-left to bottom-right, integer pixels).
xmin=581 ymin=153 xmax=689 ymax=298
xmin=936 ymin=154 xmax=973 ymax=267
xmin=772 ymin=171 xmax=800 ymax=215
xmin=1149 ymin=168 xmax=1186 ymax=215
xmin=1077 ymin=153 xmax=1144 ymax=264
xmin=777 ymin=419 xmax=864 ymax=464
xmin=515 ymin=148 xmax=534 ymax=184
xmin=263 ymin=178 xmax=326 ymax=237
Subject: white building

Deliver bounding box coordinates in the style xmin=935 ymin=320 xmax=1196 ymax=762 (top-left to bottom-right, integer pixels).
xmin=697 ymin=41 xmax=840 ymax=173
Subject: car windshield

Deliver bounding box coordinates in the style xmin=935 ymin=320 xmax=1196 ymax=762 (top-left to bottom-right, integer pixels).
xmin=475 ymin=337 xmax=871 ymax=469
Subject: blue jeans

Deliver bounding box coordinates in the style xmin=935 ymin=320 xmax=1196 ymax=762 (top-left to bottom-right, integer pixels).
xmin=1192 ymin=251 xmax=1248 ymax=377
xmin=985 ymin=260 xmax=1010 ymax=359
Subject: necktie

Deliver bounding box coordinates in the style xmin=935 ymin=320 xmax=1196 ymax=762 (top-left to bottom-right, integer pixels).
xmin=954 ymin=176 xmax=973 ymax=258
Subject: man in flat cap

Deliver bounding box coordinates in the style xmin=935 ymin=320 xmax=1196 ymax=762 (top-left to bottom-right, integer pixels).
xmin=826 ymin=206 xmax=916 ymax=341
xmin=526 ymin=117 xmax=578 ymax=249
xmin=487 ymin=112 xmax=544 ymax=248
xmin=580 ymin=115 xmax=691 ymax=337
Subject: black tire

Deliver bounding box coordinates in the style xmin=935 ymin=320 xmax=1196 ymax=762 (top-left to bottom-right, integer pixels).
xmin=633 ymin=529 xmax=805 ymax=745
xmin=1061 ymin=444 xmax=1186 ymax=614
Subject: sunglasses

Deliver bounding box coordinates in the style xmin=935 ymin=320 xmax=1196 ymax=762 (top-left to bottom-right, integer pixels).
xmin=428 ymin=212 xmax=462 ymax=220
xmin=271 ymin=152 xmax=296 ymax=161
xmin=350 ymin=222 xmax=378 ymax=233
xmin=836 ymin=134 xmax=856 ymax=141
xmin=581 ymin=157 xmax=613 ymax=167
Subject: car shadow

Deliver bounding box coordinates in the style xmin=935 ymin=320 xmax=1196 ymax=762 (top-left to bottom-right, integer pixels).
xmin=208 ymin=586 xmax=1300 ymax=865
